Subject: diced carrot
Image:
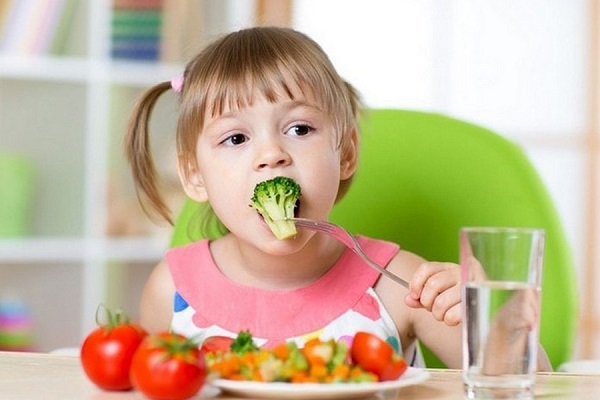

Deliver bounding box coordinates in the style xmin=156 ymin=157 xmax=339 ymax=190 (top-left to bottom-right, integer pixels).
xmin=309 ymin=363 xmax=328 ymax=380
xmin=214 ymin=354 xmax=243 ymax=378
xmin=229 ymin=373 xmax=246 ymax=381
xmin=290 ymin=370 xmax=310 ymax=383
xmin=252 ymin=369 xmax=264 ymax=382
xmin=350 ymin=366 xmax=365 ymax=378
xmin=240 ymin=352 xmax=255 ymax=365
xmin=273 ymin=342 xmax=290 ymax=360
xmin=302 ymin=338 xmax=334 ymax=366
xmin=331 ymin=364 xmax=350 ymax=381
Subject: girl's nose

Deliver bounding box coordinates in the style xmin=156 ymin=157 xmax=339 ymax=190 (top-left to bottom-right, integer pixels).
xmin=254 ymin=139 xmax=292 ymax=170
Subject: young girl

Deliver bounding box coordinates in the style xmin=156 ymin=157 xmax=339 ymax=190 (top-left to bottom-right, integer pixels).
xmin=126 ymin=26 xmax=474 ymax=369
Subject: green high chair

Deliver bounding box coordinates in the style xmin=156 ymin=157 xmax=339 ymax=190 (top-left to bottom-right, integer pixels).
xmin=170 ymin=109 xmax=577 ymax=369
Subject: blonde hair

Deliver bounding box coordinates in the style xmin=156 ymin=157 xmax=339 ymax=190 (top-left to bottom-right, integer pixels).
xmin=126 ymin=27 xmax=361 ymax=229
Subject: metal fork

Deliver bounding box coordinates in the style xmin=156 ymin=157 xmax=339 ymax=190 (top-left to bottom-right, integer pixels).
xmin=289 ymin=217 xmax=409 ymax=289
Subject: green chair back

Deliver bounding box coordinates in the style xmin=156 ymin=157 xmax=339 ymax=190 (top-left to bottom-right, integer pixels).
xmin=170 ymin=109 xmax=577 ymax=369
xmin=329 ymin=109 xmax=577 ymax=369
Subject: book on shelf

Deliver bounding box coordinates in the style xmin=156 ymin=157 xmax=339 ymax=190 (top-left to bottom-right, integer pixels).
xmin=111 ymin=0 xmax=163 ymax=61
xmin=0 ymin=0 xmax=78 ymax=56
xmin=112 ymin=0 xmax=204 ymax=63
xmin=0 ymin=0 xmax=206 ymax=62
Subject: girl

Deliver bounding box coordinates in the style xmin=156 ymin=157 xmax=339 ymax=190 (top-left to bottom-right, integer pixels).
xmin=126 ymin=26 xmax=465 ymax=368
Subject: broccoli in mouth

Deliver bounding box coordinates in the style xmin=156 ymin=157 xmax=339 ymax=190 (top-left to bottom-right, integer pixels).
xmin=249 ymin=176 xmax=302 ymax=240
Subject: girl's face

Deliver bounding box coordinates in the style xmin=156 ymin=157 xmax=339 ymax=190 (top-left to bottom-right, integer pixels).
xmin=182 ymin=89 xmax=357 ymax=252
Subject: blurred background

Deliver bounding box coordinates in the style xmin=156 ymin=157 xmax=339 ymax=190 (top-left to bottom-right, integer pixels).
xmin=0 ymin=0 xmax=597 ymax=362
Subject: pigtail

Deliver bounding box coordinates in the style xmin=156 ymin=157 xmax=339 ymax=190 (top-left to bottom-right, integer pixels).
xmin=125 ymin=81 xmax=174 ymax=225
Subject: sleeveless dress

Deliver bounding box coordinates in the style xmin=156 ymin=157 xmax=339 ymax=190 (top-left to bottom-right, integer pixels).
xmin=167 ymin=237 xmax=423 ymax=366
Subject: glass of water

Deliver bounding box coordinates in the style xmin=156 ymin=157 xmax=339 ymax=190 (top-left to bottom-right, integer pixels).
xmin=460 ymin=227 xmax=545 ymax=399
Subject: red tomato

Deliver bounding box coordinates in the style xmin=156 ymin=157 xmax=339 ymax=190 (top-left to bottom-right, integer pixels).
xmin=80 ymin=310 xmax=147 ymax=391
xmin=130 ymin=332 xmax=206 ymax=400
xmin=351 ymin=332 xmax=407 ymax=381
xmin=199 ymin=335 xmax=234 ymax=357
xmin=378 ymin=356 xmax=408 ymax=381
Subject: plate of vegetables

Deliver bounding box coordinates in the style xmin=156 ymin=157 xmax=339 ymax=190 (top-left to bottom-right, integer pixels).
xmin=204 ymin=331 xmax=430 ymax=399
xmin=211 ymin=368 xmax=429 ymax=399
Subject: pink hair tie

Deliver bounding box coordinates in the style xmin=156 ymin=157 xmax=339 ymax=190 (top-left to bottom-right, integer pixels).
xmin=171 ymin=75 xmax=184 ymax=93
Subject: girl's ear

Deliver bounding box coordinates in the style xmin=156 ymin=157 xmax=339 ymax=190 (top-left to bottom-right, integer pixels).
xmin=178 ymin=161 xmax=208 ymax=202
xmin=340 ymin=128 xmax=359 ymax=180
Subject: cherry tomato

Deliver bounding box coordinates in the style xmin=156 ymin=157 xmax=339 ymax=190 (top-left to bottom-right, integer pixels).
xmin=199 ymin=335 xmax=234 ymax=357
xmin=80 ymin=308 xmax=147 ymax=390
xmin=130 ymin=332 xmax=206 ymax=400
xmin=351 ymin=332 xmax=407 ymax=381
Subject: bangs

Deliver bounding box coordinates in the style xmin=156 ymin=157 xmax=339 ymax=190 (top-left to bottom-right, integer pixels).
xmin=177 ymin=27 xmax=357 ymax=176
xmin=206 ymin=64 xmax=316 ymax=118
xmin=182 ymin=27 xmax=347 ymax=129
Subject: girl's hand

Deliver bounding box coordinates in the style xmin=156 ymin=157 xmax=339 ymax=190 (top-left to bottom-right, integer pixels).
xmin=404 ymin=262 xmax=461 ymax=326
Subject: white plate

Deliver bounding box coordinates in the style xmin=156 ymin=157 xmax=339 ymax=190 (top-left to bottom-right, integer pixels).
xmin=210 ymin=367 xmax=430 ymax=399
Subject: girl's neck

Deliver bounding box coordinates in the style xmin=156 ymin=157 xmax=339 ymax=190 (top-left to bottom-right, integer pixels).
xmin=209 ymin=234 xmax=345 ymax=290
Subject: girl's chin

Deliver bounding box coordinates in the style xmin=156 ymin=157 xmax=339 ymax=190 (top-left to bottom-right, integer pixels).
xmin=259 ymin=234 xmax=305 ymax=255
xmin=266 ymin=234 xmax=300 ymax=246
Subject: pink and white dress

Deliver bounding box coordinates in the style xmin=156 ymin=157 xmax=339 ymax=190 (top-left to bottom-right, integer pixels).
xmin=167 ymin=237 xmax=423 ymax=366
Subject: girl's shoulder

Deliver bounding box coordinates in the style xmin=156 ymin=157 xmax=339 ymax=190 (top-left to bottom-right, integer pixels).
xmin=166 ymin=239 xmax=211 ymax=261
xmin=166 ymin=239 xmax=213 ymax=284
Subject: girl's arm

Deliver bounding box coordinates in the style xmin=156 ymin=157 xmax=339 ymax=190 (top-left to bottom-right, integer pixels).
xmin=376 ymin=251 xmax=463 ymax=368
xmin=139 ymin=260 xmax=175 ymax=333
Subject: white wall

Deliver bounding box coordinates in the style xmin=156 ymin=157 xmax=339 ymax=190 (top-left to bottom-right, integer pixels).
xmin=294 ymin=0 xmax=591 ymax=358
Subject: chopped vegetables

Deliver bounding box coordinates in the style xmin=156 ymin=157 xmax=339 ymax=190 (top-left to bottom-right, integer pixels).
xmin=205 ymin=332 xmax=382 ymax=383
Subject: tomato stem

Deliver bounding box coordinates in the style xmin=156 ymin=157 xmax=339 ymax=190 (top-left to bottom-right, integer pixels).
xmin=154 ymin=335 xmax=200 ymax=362
xmin=94 ymin=304 xmax=131 ymax=331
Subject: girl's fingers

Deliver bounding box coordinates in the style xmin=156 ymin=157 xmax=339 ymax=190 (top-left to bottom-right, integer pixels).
xmin=410 ymin=262 xmax=457 ymax=296
xmin=408 ymin=262 xmax=462 ymax=326
xmin=430 ymin=290 xmax=461 ymax=325
xmin=418 ymin=273 xmax=456 ymax=310
xmin=440 ymin=303 xmax=462 ymax=326
xmin=404 ymin=293 xmax=423 ymax=309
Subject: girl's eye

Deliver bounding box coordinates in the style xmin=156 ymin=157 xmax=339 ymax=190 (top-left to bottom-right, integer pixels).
xmin=286 ymin=124 xmax=314 ymax=137
xmin=222 ymin=133 xmax=248 ymax=146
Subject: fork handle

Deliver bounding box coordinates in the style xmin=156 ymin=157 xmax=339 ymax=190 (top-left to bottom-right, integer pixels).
xmin=353 ymin=246 xmax=410 ymax=289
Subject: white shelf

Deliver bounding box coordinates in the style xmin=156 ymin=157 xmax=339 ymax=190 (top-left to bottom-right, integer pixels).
xmin=0 ymin=55 xmax=90 ymax=82
xmin=0 ymin=54 xmax=183 ymax=87
xmin=107 ymin=61 xmax=183 ymax=86
xmin=0 ymin=237 xmax=168 ymax=263
xmin=0 ymin=238 xmax=85 ymax=262
xmin=103 ymin=237 xmax=169 ymax=261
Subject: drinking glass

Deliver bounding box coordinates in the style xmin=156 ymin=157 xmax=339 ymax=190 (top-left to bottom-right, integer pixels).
xmin=460 ymin=227 xmax=545 ymax=399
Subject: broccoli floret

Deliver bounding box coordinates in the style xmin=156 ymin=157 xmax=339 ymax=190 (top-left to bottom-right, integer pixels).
xmin=249 ymin=176 xmax=302 ymax=240
xmin=230 ymin=330 xmax=259 ymax=355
